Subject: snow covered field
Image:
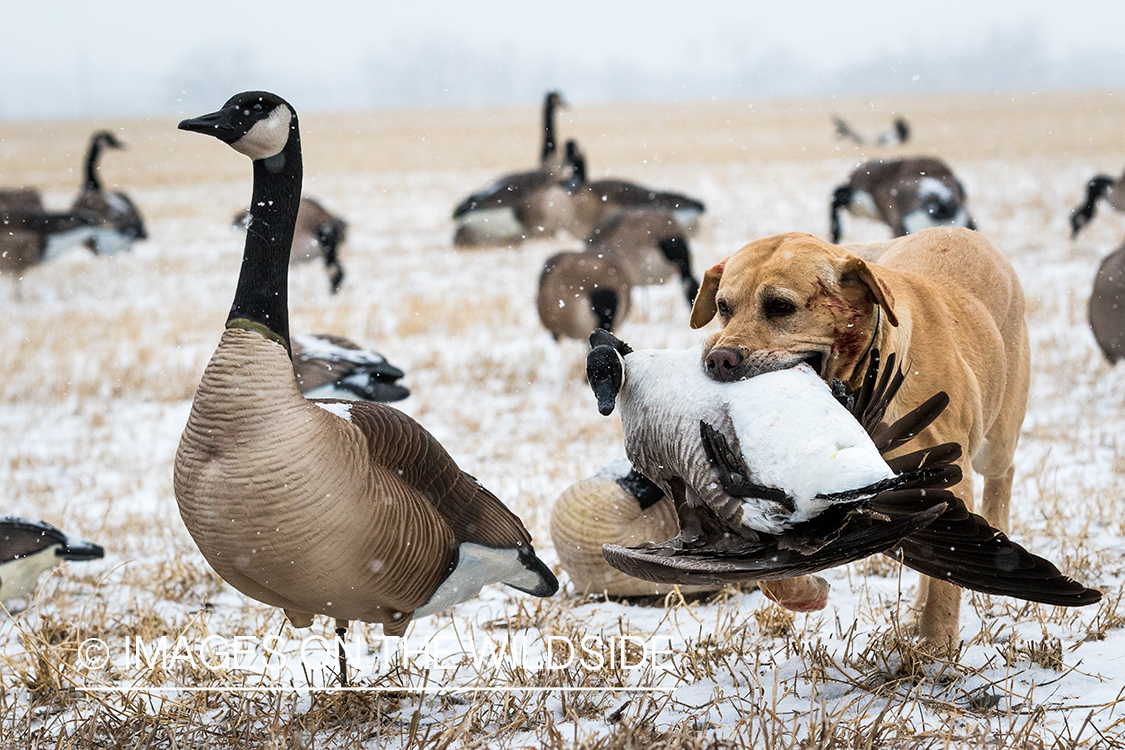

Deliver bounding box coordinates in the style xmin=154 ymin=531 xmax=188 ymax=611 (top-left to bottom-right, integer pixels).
xmin=2 ymin=91 xmax=1125 ymax=748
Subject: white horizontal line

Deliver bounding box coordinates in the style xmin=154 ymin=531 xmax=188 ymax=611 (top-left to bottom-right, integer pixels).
xmin=75 ymin=686 xmax=676 ymax=694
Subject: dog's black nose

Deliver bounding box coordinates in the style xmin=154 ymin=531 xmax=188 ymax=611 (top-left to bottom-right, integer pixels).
xmin=706 ymin=348 xmax=742 ymax=381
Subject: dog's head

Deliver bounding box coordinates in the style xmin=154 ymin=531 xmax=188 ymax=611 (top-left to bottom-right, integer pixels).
xmin=690 ymin=232 xmax=898 ymax=384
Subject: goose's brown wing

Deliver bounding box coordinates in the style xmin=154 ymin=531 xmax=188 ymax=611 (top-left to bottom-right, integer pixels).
xmin=345 ymin=402 xmax=535 ymax=550
xmin=0 ymin=518 xmax=68 ymax=563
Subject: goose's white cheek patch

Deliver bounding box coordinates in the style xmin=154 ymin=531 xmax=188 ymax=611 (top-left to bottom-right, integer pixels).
xmin=231 ymin=106 xmax=292 ymax=160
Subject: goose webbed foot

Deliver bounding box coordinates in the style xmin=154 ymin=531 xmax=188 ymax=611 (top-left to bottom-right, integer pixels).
xmin=699 ymin=421 xmax=794 ymax=510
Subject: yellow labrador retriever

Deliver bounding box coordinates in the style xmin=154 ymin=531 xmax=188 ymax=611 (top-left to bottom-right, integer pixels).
xmin=689 ymin=227 xmax=1030 ymax=646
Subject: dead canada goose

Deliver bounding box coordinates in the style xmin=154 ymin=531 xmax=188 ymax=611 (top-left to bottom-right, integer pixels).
xmin=830 ymin=157 xmax=975 ymax=243
xmin=450 ymin=91 xmax=572 ymax=248
xmin=1070 ymin=171 xmax=1125 ymax=238
xmin=175 ymin=91 xmax=557 ymax=685
xmin=235 ymin=196 xmax=348 ymax=293
xmin=0 ymin=517 xmax=104 ymax=606
xmin=1089 ymin=241 xmax=1125 ymax=363
xmin=586 ymin=208 xmax=700 ymax=306
xmin=563 ymin=140 xmax=706 ymax=239
xmin=536 ymin=249 xmax=632 ymax=341
xmin=71 ymin=130 xmax=148 ymax=255
xmin=292 ymin=333 xmax=409 ymax=402
xmin=0 ymin=207 xmax=101 ymax=277
xmin=550 ymin=460 xmax=724 ymax=597
xmin=587 ymin=331 xmax=1101 ymax=609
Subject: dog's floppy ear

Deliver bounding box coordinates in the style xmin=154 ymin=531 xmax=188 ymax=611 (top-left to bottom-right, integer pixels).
xmin=690 ymin=261 xmax=726 ymax=328
xmin=841 ymin=256 xmax=899 ymax=327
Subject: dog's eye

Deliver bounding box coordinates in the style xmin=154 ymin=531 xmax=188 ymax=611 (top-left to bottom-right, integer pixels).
xmin=716 ymin=298 xmax=731 ymax=321
xmin=764 ymin=298 xmax=796 ymax=319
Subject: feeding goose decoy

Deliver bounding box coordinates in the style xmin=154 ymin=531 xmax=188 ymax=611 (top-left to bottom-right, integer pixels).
xmin=292 ymin=333 xmax=409 ymax=402
xmin=451 ymin=90 xmax=570 ymax=248
xmin=175 ymin=91 xmax=557 ymax=685
xmin=586 ymin=330 xmax=1101 ymax=609
xmin=585 ymin=207 xmax=700 ymax=307
xmin=234 ymin=196 xmax=347 ymax=293
xmin=71 ymin=130 xmax=148 ymax=255
xmin=563 ymin=140 xmax=706 ymax=239
xmin=1089 ymin=241 xmax=1125 ymax=363
xmin=1070 ymin=170 xmax=1125 ymax=238
xmin=830 ymin=157 xmax=974 ymax=243
xmin=536 ymin=249 xmax=632 ymax=341
xmin=0 ymin=518 xmax=104 ymax=606
xmin=0 ymin=207 xmax=102 ymax=278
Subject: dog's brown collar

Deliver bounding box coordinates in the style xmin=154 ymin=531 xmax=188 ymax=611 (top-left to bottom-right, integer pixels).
xmin=857 ymin=304 xmax=881 ymax=369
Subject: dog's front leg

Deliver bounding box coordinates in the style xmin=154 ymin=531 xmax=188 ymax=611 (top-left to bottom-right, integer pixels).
xmin=759 ymin=575 xmax=830 ymax=612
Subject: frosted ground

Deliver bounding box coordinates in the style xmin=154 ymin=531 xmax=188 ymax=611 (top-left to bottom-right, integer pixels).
xmin=1 ymin=92 xmax=1124 ymax=748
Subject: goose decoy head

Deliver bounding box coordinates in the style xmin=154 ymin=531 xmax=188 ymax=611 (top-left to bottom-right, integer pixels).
xmin=179 ymin=91 xmax=295 ymax=161
xmin=587 ymin=329 xmax=632 ymax=415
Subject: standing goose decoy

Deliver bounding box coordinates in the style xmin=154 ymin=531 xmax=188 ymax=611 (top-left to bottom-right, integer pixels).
xmin=292 ymin=333 xmax=409 ymax=402
xmin=71 ymin=130 xmax=148 ymax=255
xmin=586 ymin=208 xmax=700 ymax=306
xmin=830 ymin=157 xmax=975 ymax=243
xmin=0 ymin=518 xmax=104 ymax=606
xmin=234 ymin=196 xmax=348 ymax=293
xmin=450 ymin=91 xmax=571 ymax=248
xmin=563 ymin=140 xmax=706 ymax=239
xmin=175 ymin=92 xmax=557 ymax=684
xmin=1070 ymin=171 xmax=1125 ymax=238
xmin=0 ymin=207 xmax=101 ymax=278
xmin=1089 ymin=241 xmax=1125 ymax=363
xmin=832 ymin=116 xmax=910 ymax=147
xmin=586 ymin=330 xmax=1101 ymax=610
xmin=536 ymin=249 xmax=632 ymax=341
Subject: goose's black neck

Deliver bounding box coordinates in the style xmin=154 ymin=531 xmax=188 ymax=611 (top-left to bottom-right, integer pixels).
xmin=83 ymin=137 xmax=105 ymax=192
xmin=541 ymin=95 xmax=558 ymax=164
xmin=227 ymin=125 xmax=302 ymax=355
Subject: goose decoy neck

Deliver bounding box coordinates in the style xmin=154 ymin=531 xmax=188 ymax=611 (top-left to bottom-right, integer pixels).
xmin=541 ymin=91 xmax=565 ymax=164
xmin=82 ymin=130 xmax=123 ymax=192
xmin=180 ymin=92 xmax=303 ymax=354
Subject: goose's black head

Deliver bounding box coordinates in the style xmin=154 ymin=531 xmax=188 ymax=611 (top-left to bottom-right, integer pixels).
xmin=179 ymin=91 xmax=297 ymax=162
xmin=586 ymin=329 xmax=633 ymax=416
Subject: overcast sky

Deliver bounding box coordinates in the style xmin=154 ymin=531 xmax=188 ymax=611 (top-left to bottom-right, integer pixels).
xmin=2 ymin=1 xmax=1124 ymax=121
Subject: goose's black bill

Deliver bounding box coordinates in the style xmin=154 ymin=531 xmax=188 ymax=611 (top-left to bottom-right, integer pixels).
xmin=178 ymin=106 xmax=242 ymax=143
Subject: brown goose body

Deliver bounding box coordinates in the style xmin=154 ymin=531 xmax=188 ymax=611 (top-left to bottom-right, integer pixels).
xmin=536 ymin=250 xmax=632 ymax=341
xmin=1089 ymin=241 xmax=1125 ymax=363
xmin=175 ymin=92 xmax=557 ymax=647
xmin=0 ymin=208 xmax=99 ymax=276
xmin=0 ymin=188 xmax=44 ymax=211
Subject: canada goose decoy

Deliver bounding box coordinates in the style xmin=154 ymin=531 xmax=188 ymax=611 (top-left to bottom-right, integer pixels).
xmin=292 ymin=333 xmax=409 ymax=402
xmin=450 ymin=91 xmax=571 ymax=248
xmin=1089 ymin=241 xmax=1125 ymax=363
xmin=832 ymin=116 xmax=910 ymax=147
xmin=830 ymin=157 xmax=975 ymax=243
xmin=0 ymin=518 xmax=104 ymax=606
xmin=586 ymin=330 xmax=1101 ymax=609
xmin=0 ymin=207 xmax=101 ymax=278
xmin=175 ymin=91 xmax=557 ymax=685
xmin=586 ymin=208 xmax=700 ymax=306
xmin=71 ymin=130 xmax=147 ymax=255
xmin=1070 ymin=171 xmax=1125 ymax=238
xmin=563 ymin=140 xmax=706 ymax=239
xmin=235 ymin=196 xmax=347 ymax=293
xmin=550 ymin=460 xmax=724 ymax=597
xmin=536 ymin=250 xmax=632 ymax=341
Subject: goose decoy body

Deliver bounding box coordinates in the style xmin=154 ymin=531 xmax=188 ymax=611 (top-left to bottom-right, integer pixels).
xmin=0 ymin=207 xmax=101 ymax=277
xmin=830 ymin=157 xmax=974 ymax=243
xmin=550 ymin=460 xmax=724 ymax=597
xmin=1070 ymin=171 xmax=1125 ymax=238
xmin=292 ymin=333 xmax=409 ymax=402
xmin=536 ymin=249 xmax=632 ymax=341
xmin=174 ymin=92 xmax=557 ymax=683
xmin=585 ymin=207 xmax=700 ymax=306
xmin=563 ymin=140 xmax=705 ymax=239
xmin=1089 ymin=241 xmax=1125 ymax=363
xmin=0 ymin=518 xmax=104 ymax=605
xmin=71 ymin=130 xmax=147 ymax=255
xmin=234 ymin=196 xmax=347 ymax=293
xmin=586 ymin=330 xmax=1102 ymax=609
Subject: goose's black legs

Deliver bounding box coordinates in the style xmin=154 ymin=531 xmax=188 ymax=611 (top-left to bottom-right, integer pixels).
xmin=335 ymin=619 xmax=349 ymax=687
